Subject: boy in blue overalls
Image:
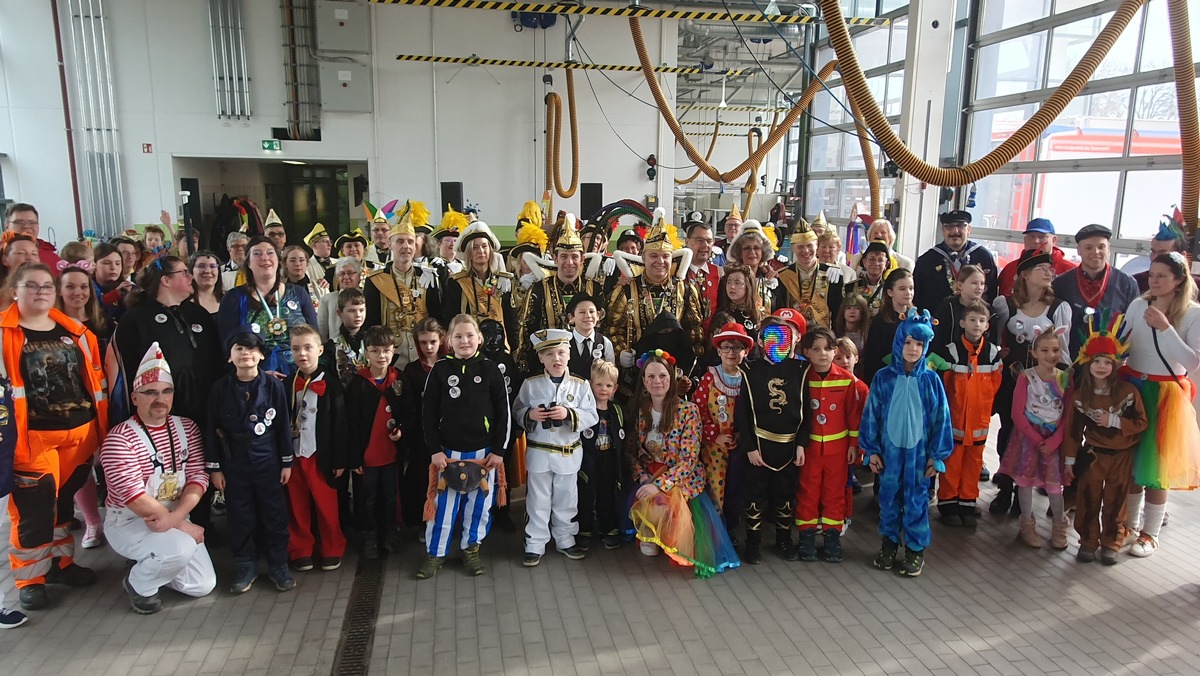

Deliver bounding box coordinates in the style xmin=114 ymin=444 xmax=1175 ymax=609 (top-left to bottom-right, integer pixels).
xmin=206 ymin=324 xmax=296 ymax=594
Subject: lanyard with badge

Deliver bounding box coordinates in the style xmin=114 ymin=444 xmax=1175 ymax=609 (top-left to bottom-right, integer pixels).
xmin=257 ymin=287 xmax=289 ymax=338
xmin=138 ymin=418 xmax=182 ymax=502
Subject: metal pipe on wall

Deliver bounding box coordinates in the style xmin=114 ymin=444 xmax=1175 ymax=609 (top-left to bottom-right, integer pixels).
xmin=50 ymin=0 xmax=85 ymax=236
xmin=233 ymin=0 xmax=251 ymax=117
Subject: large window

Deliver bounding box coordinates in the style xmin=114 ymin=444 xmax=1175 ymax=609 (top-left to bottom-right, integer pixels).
xmin=963 ymin=0 xmax=1196 ymax=272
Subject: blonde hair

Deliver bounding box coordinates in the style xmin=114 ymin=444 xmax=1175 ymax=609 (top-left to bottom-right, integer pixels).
xmin=1141 ymin=253 xmax=1200 ymax=326
xmin=59 ymin=241 xmax=92 ymax=263
xmin=834 ymin=336 xmax=858 ymax=357
xmin=448 ymin=313 xmax=481 ymax=335
xmin=817 ymin=231 xmax=842 ymax=248
xmin=590 ymin=359 xmax=619 ymax=384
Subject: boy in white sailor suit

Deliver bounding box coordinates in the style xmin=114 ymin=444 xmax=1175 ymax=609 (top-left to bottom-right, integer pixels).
xmin=100 ymin=343 xmax=216 ymax=614
xmin=513 ymin=328 xmax=600 ymax=566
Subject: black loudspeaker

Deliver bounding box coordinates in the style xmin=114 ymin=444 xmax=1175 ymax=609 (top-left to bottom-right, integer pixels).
xmin=581 ymin=183 xmax=603 ymax=221
xmin=440 ymin=182 xmax=464 ymax=213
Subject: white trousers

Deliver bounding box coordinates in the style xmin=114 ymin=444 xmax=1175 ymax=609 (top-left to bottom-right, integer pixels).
xmin=524 ymin=470 xmax=579 ymax=555
xmin=105 ymin=507 xmax=216 ymax=598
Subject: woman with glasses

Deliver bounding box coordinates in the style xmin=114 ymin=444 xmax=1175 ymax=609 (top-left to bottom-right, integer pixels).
xmin=318 ymin=257 xmax=362 ymax=342
xmin=725 ymin=222 xmax=778 ymax=316
xmin=989 ymin=251 xmax=1072 ymax=516
xmin=2 ymin=262 xmax=109 ymax=613
xmin=216 ymin=236 xmax=318 ymax=377
xmin=190 ymin=251 xmax=225 ymax=315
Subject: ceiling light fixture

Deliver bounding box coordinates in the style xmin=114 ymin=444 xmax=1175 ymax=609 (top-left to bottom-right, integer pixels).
xmin=718 ymin=72 xmax=729 ymax=108
xmin=282 ymin=160 xmax=307 ymax=165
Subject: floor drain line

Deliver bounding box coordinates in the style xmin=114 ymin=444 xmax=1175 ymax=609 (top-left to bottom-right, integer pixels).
xmin=331 ymin=555 xmax=386 ymax=675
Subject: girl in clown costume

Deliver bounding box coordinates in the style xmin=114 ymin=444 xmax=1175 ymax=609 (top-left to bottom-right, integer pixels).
xmin=859 ymin=309 xmax=953 ymax=577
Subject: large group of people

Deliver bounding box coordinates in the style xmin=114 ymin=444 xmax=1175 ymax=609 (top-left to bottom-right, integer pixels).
xmin=0 ymin=197 xmax=1197 ymax=628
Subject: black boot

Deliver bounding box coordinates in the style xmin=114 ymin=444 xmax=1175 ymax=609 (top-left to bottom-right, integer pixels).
xmin=797 ymin=529 xmax=818 ymax=562
xmin=774 ymin=530 xmax=799 ymax=561
xmin=897 ymin=549 xmax=925 ymax=577
xmin=938 ymin=502 xmax=962 ymax=527
xmin=989 ymin=486 xmax=1013 ymax=515
xmin=743 ymin=530 xmax=763 ymax=565
xmin=873 ymin=537 xmax=899 ymax=571
xmin=960 ymin=502 xmax=978 ymax=527
xmin=823 ymin=529 xmax=843 ymax=563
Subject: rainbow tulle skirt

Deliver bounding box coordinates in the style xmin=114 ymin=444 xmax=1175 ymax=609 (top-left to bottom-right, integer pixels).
xmin=629 ymin=486 xmax=740 ymax=579
xmin=1133 ymin=378 xmax=1200 ymax=490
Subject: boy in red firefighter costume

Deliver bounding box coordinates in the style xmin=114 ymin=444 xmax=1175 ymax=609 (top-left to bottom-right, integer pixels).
xmin=931 ymin=300 xmax=1002 ymax=527
xmin=796 ymin=327 xmax=863 ymax=562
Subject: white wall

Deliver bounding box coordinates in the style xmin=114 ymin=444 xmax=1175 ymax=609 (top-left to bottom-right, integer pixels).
xmin=3 ymin=0 xmax=682 ymax=239
xmin=0 ymin=1 xmax=80 ymax=245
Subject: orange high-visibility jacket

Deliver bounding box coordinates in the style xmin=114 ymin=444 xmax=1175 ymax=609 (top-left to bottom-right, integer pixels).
xmin=936 ymin=336 xmax=1002 ymax=447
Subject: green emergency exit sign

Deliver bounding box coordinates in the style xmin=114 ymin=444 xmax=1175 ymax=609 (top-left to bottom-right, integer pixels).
xmin=262 ymin=139 xmax=282 ymax=151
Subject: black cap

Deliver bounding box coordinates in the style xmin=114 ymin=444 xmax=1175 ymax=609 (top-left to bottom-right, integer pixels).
xmin=1074 ymin=223 xmax=1112 ymax=243
xmin=939 ymin=210 xmax=973 ymax=225
xmin=565 ymin=291 xmax=602 ymax=316
xmin=615 ymin=229 xmax=643 ymax=249
xmin=226 ymin=323 xmax=266 ymax=354
xmin=1015 ymin=250 xmax=1052 ymax=274
xmin=863 ymin=240 xmax=892 ymax=257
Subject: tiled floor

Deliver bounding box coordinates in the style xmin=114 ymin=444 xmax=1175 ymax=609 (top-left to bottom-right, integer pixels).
xmin=4 ymin=443 xmax=1200 ymax=676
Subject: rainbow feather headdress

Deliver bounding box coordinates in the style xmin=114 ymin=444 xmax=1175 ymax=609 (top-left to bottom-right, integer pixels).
xmin=1075 ymin=308 xmax=1131 ymax=365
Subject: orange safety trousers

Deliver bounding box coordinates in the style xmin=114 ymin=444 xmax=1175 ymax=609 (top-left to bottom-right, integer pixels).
xmin=7 ymin=421 xmax=100 ymax=588
xmin=795 ymin=438 xmax=850 ymax=531
xmin=937 ymin=443 xmax=985 ymax=507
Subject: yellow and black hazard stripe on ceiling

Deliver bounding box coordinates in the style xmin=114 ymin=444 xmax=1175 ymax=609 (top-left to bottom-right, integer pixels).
xmin=370 ymin=0 xmax=890 ymax=26
xmin=394 ymin=54 xmax=750 ymax=75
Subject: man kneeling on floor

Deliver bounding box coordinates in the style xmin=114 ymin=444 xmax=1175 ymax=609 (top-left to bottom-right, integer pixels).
xmin=99 ymin=343 xmax=216 ymax=614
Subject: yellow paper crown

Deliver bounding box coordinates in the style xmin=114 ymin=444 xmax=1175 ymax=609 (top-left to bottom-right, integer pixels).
xmin=790 ymin=219 xmax=816 ymax=246
xmin=554 ymin=213 xmax=583 ymax=250
xmin=643 ymin=208 xmax=675 ymax=254
xmin=727 ymin=203 xmax=742 ymax=223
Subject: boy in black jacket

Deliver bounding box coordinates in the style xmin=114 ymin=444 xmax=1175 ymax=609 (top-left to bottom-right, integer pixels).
xmin=480 ymin=319 xmax=524 ymax=533
xmin=285 ymin=325 xmax=347 ymax=572
xmin=207 ymin=324 xmax=295 ymax=594
xmin=418 ymin=314 xmax=510 ymax=579
xmin=578 ymin=359 xmax=625 ymax=550
xmin=344 ymin=326 xmax=404 ymax=560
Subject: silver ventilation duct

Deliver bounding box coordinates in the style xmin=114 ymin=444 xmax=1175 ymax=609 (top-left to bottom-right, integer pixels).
xmin=209 ymin=0 xmax=253 ymax=119
xmin=63 ymin=0 xmax=126 ymax=238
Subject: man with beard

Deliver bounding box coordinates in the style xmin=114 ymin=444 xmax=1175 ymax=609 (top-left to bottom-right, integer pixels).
xmin=913 ymin=210 xmax=999 ymax=312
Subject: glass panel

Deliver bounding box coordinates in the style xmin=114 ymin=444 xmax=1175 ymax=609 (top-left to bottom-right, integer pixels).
xmin=810 ymin=85 xmax=848 ymax=128
xmin=884 ymin=71 xmax=904 ymax=117
xmin=981 ymin=0 xmax=1052 ymax=35
xmin=1130 ymin=83 xmax=1184 ymax=157
xmin=975 ymin=34 xmax=1046 ymax=99
xmin=880 ymin=0 xmax=909 ymax=13
xmin=839 ymin=179 xmax=875 ymax=218
xmin=968 ymin=104 xmax=1039 ymax=162
xmin=973 ymin=173 xmax=1034 ymax=233
xmin=1046 ymin=13 xmax=1137 ymax=87
xmin=853 ymin=27 xmax=890 ymax=71
xmin=1141 ymin=1 xmax=1200 ymax=72
xmin=1054 ymin=0 xmax=1102 ymax=13
xmin=1031 ymin=171 xmax=1119 ymax=236
xmin=1039 ymin=91 xmax=1130 ymax=161
xmin=888 ymin=18 xmax=909 ymax=64
xmin=844 ymin=130 xmax=868 ymax=171
xmin=805 ymin=179 xmax=839 ymax=216
xmin=808 ymin=133 xmax=845 ymax=172
xmin=1117 ymin=170 xmax=1183 ymax=240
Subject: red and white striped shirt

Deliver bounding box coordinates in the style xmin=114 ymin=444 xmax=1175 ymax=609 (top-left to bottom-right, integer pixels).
xmin=98 ymin=416 xmax=208 ymax=508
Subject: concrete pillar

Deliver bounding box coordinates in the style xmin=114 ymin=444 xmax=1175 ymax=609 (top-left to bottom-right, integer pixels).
xmin=894 ymin=0 xmax=958 ymax=260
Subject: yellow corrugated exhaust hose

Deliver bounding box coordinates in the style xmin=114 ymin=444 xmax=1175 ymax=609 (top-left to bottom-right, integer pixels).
xmin=545 ymin=70 xmax=581 ymax=199
xmin=1167 ymin=0 xmax=1198 ymax=234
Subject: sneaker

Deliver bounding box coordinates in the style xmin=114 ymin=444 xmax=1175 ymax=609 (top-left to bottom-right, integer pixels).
xmin=558 ymin=545 xmax=586 ymax=561
xmin=822 ymin=530 xmax=843 ymax=563
xmin=1100 ymin=549 xmax=1119 ymax=566
xmin=979 ymin=466 xmax=991 ymax=482
xmin=960 ymin=509 xmax=978 ymax=528
xmin=268 ymin=566 xmax=296 ymax=592
xmin=319 ymin=557 xmax=342 ymax=572
xmin=290 ymin=557 xmax=314 ymax=572
xmin=851 ymin=474 xmax=863 ymax=495
xmin=603 ymin=534 xmax=622 ymax=550
xmin=81 ymin=524 xmax=104 ymax=550
xmin=122 ymin=574 xmax=162 ymax=615
xmin=17 ymin=585 xmax=48 ymax=611
xmin=576 ymin=535 xmax=591 ymax=552
xmin=362 ymin=539 xmax=380 ymax=561
xmin=1076 ymin=547 xmax=1096 ymax=563
xmin=415 ymin=555 xmax=445 ymax=579
xmin=896 ymin=550 xmax=925 ymax=577
xmin=797 ymin=530 xmax=818 ymax=562
xmin=638 ymin=542 xmax=660 ymax=557
xmin=230 ymin=563 xmax=257 ymax=594
xmin=463 ymin=544 xmax=486 ymax=576
xmin=211 ymin=491 xmax=227 ymax=516
xmin=45 ymin=562 xmax=96 ymax=587
xmin=0 ymin=607 xmax=28 ymax=629
xmin=1129 ymin=533 xmax=1159 ymax=558
xmin=523 ymin=552 xmax=543 ymax=567
xmin=873 ymin=538 xmax=899 ymax=571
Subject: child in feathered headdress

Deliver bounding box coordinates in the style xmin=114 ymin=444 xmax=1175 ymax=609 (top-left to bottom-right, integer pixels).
xmin=1061 ymin=312 xmax=1147 ymax=565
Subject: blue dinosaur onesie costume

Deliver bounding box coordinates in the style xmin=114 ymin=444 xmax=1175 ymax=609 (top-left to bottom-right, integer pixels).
xmin=859 ymin=309 xmax=953 ymax=576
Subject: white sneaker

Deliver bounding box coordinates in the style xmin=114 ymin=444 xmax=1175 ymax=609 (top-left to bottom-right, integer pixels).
xmin=639 ymin=542 xmax=660 ymax=557
xmin=81 ymin=524 xmax=104 ymax=550
xmin=1129 ymin=534 xmax=1159 ymax=558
